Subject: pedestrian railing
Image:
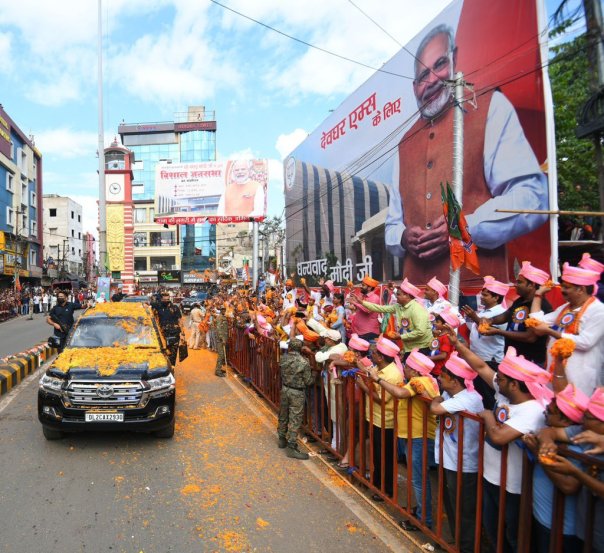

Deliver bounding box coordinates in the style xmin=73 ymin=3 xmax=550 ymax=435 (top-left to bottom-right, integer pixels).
xmin=226 ymin=327 xmax=602 ymax=553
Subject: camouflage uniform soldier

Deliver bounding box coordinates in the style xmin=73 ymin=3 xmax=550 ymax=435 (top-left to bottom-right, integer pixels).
xmin=214 ymin=308 xmax=229 ymax=377
xmin=277 ymin=339 xmax=314 ymax=460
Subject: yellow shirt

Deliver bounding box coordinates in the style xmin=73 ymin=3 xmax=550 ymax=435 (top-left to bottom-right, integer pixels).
xmin=365 ymin=362 xmax=404 ymax=429
xmin=397 ymin=376 xmax=439 ymax=439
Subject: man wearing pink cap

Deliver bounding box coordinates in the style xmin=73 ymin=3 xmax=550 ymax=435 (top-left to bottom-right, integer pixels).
xmin=579 ymin=252 xmax=604 ymax=302
xmin=462 ymin=275 xmax=509 ymax=409
xmin=480 ymin=261 xmax=552 ymax=367
xmin=445 ymin=330 xmax=548 ymax=552
xmin=368 ymin=349 xmax=439 ymax=530
xmin=356 ymin=278 xmax=433 ymax=355
xmin=522 ymin=383 xmax=589 ymax=553
xmin=537 ymin=387 xmax=604 ymax=550
xmin=530 ymin=261 xmax=604 ymax=396
xmin=430 ymin=352 xmax=484 ymax=553
xmin=356 ymin=337 xmax=404 ymax=501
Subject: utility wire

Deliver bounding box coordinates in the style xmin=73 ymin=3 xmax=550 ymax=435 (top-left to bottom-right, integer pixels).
xmin=208 ymin=0 xmax=414 ymax=80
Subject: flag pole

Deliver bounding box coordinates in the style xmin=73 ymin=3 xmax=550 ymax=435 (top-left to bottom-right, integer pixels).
xmin=448 ymin=72 xmax=465 ymax=306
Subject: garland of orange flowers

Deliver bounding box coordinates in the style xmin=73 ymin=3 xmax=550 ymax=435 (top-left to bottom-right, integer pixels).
xmin=52 ymin=346 xmax=167 ymax=376
xmin=343 ymin=351 xmax=356 ymax=363
xmin=554 ymin=296 xmax=596 ymax=335
xmin=550 ymin=338 xmax=576 ymax=359
xmin=478 ymin=322 xmax=492 ymax=334
xmin=524 ymin=318 xmax=542 ymax=328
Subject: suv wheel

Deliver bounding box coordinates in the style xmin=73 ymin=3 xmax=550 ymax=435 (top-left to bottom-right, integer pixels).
xmin=42 ymin=426 xmax=64 ymax=440
xmin=154 ymin=418 xmax=175 ymax=439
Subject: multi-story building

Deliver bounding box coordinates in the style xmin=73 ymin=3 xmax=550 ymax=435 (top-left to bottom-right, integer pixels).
xmin=118 ymin=106 xmax=217 ymax=287
xmin=42 ymin=195 xmax=84 ymax=280
xmin=0 ymin=105 xmax=44 ymax=288
xmin=82 ymin=232 xmax=97 ymax=285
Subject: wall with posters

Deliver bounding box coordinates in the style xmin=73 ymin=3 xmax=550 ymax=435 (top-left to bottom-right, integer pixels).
xmin=284 ymin=0 xmax=555 ymax=289
xmin=154 ymin=159 xmax=268 ymax=224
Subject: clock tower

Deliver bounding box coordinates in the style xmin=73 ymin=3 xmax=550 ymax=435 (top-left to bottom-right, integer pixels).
xmin=103 ymin=140 xmax=135 ymax=294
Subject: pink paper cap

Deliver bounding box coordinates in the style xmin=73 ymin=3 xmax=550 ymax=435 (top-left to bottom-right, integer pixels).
xmin=427 ymin=277 xmax=447 ymax=298
xmin=562 ymin=262 xmax=600 ymax=288
xmin=587 ymin=387 xmax=604 ymax=422
xmin=483 ymin=275 xmax=510 ymax=298
xmin=377 ymin=336 xmax=403 ymax=376
xmin=499 ymin=346 xmax=553 ymax=406
xmin=579 ymin=252 xmax=604 ymax=274
xmin=518 ymin=261 xmax=550 ymax=286
xmin=405 ymin=348 xmax=435 ymax=376
xmin=348 ymin=333 xmax=370 ymax=352
xmin=437 ymin=307 xmax=460 ymax=329
xmin=556 ymin=383 xmax=590 ymax=423
xmin=400 ymin=278 xmax=424 ymax=299
xmin=444 ymin=351 xmax=477 ymax=391
xmin=324 ymin=280 xmax=335 ymax=293
xmin=376 ymin=336 xmax=400 ymax=357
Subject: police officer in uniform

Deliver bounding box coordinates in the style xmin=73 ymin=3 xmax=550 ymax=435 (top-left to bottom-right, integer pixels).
xmin=214 ymin=306 xmax=228 ymax=377
xmin=277 ymin=339 xmax=313 ymax=459
xmin=152 ymin=291 xmax=184 ymax=366
xmin=46 ymin=290 xmax=81 ymax=352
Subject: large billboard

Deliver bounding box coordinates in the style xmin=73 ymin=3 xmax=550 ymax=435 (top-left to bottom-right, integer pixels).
xmin=154 ymin=159 xmax=268 ymax=225
xmin=285 ymin=0 xmax=555 ymax=288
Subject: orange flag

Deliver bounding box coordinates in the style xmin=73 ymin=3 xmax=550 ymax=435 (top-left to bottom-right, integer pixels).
xmin=440 ymin=182 xmax=480 ymax=275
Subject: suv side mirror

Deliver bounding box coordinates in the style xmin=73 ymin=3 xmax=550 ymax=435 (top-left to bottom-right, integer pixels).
xmin=48 ymin=336 xmax=61 ymax=348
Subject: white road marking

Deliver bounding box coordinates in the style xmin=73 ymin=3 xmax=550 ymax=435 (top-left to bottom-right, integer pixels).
xmin=223 ymin=372 xmax=421 ymax=553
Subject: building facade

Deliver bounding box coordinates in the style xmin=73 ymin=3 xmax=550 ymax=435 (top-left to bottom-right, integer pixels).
xmin=118 ymin=106 xmax=217 ymax=287
xmin=0 ymin=105 xmax=44 ymax=288
xmin=82 ymin=232 xmax=97 ymax=285
xmin=42 ymin=195 xmax=84 ymax=280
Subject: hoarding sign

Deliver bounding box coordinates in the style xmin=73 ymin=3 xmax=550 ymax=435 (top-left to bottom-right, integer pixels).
xmin=174 ymin=121 xmax=217 ymax=132
xmin=182 ymin=270 xmax=207 ymax=284
xmin=158 ymin=270 xmax=181 ymax=283
xmin=285 ymin=0 xmax=554 ymax=289
xmin=154 ymin=159 xmax=268 ymax=224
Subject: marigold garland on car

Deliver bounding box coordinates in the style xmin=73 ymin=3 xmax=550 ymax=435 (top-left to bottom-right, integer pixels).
xmin=51 ymin=346 xmax=167 ymax=376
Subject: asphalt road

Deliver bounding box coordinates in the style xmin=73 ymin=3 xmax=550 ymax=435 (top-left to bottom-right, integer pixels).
xmin=0 ymin=347 xmax=415 ymax=553
xmin=0 ymin=312 xmax=55 ymax=358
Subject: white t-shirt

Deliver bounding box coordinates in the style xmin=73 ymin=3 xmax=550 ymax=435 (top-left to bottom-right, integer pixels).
xmin=435 ymin=389 xmax=484 ymax=472
xmin=533 ymin=299 xmax=604 ymax=395
xmin=483 ymin=380 xmax=545 ymax=493
xmin=468 ymin=303 xmax=507 ymax=363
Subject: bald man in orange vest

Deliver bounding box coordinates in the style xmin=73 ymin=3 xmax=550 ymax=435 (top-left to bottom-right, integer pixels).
xmin=384 ymin=22 xmax=548 ymax=287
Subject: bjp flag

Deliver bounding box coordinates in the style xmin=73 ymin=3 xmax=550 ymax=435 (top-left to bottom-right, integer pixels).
xmin=440 ymin=182 xmax=480 ymax=275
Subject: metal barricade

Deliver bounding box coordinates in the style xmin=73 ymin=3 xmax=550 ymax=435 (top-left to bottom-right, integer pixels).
xmin=225 ymin=326 xmax=603 ymax=553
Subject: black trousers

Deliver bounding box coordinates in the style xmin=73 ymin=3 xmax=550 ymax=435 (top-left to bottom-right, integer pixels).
xmin=442 ymin=469 xmax=478 ymax=553
xmin=372 ymin=425 xmax=394 ymax=497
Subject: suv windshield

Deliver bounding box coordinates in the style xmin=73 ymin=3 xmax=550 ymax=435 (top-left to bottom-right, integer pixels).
xmin=69 ymin=316 xmax=156 ymax=348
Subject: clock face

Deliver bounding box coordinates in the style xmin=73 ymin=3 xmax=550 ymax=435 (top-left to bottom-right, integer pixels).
xmin=109 ymin=182 xmax=122 ymax=195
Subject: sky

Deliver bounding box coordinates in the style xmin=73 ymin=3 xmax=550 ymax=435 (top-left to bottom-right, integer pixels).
xmin=0 ymin=0 xmax=582 ymax=243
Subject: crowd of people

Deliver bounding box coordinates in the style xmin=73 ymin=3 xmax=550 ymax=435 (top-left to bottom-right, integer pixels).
xmin=169 ymin=254 xmax=604 ymax=553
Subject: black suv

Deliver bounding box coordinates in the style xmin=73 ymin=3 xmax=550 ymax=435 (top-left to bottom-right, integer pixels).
xmin=38 ymin=303 xmax=175 ymax=440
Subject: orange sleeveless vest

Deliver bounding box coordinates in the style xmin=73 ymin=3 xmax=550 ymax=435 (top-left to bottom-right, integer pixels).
xmin=397 ymin=90 xmax=507 ymax=287
xmin=224 ymin=180 xmax=259 ymax=216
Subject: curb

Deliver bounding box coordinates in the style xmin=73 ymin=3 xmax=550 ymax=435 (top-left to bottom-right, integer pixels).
xmin=0 ymin=343 xmax=57 ymax=397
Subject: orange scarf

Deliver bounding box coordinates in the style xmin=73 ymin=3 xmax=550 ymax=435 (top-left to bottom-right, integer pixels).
xmin=554 ymin=296 xmax=595 ymax=335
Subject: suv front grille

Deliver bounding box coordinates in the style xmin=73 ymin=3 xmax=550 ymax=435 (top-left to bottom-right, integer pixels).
xmin=65 ymin=381 xmax=144 ymax=408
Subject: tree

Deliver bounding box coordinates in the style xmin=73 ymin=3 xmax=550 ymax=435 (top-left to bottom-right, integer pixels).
xmin=549 ymin=31 xmax=600 ymax=213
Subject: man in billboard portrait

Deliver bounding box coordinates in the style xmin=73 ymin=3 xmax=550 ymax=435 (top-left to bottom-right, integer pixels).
xmin=385 ymin=23 xmax=548 ymax=285
xmin=220 ymin=159 xmax=266 ymax=218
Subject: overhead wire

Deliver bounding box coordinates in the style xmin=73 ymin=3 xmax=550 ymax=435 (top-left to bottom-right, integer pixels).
xmin=282 ymin=11 xmax=590 ymax=225
xmin=208 ymin=0 xmax=415 ymax=80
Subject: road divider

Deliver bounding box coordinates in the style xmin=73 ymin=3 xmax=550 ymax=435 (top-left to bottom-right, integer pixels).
xmin=0 ymin=343 xmax=57 ymax=396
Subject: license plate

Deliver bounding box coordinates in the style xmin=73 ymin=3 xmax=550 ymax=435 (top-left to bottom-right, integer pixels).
xmin=85 ymin=412 xmax=124 ymax=422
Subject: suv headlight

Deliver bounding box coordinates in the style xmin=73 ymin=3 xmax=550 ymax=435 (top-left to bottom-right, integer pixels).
xmin=147 ymin=373 xmax=175 ymax=391
xmin=39 ymin=374 xmax=65 ymax=393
